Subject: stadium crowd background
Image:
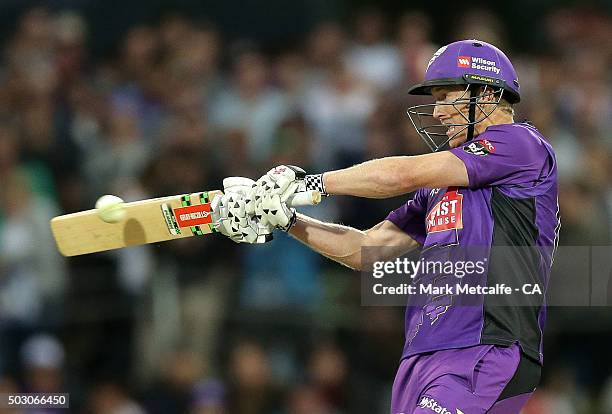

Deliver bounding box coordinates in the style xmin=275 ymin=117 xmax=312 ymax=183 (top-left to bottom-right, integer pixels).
xmin=0 ymin=1 xmax=610 ymax=413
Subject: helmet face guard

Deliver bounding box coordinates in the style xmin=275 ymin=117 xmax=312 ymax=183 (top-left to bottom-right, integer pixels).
xmin=407 ymin=84 xmax=504 ymax=152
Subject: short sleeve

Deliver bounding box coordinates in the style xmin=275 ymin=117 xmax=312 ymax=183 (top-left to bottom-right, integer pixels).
xmin=385 ymin=189 xmax=428 ymax=244
xmin=450 ymin=125 xmax=553 ymax=189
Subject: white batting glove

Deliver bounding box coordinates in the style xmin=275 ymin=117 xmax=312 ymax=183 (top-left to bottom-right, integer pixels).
xmin=246 ymin=165 xmax=306 ymax=215
xmin=212 ymin=193 xmax=274 ymax=243
xmin=256 ymin=193 xmax=296 ymax=232
xmin=211 ymin=193 xmax=241 ymax=242
xmin=246 ymin=166 xmax=328 ymax=217
xmin=211 ymin=177 xmax=274 ymax=243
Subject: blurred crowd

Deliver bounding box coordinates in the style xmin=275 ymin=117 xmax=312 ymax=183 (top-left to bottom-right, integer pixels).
xmin=0 ymin=4 xmax=610 ymax=414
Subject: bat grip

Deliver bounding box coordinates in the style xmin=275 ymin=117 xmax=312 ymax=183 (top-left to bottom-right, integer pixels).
xmin=222 ymin=177 xmax=322 ymax=206
xmin=287 ymin=190 xmax=321 ymax=207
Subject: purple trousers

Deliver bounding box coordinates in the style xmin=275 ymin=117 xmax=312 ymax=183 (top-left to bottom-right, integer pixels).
xmin=391 ymin=344 xmax=537 ymax=414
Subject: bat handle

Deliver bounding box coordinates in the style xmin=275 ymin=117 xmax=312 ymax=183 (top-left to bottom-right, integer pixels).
xmin=287 ymin=190 xmax=321 ymax=207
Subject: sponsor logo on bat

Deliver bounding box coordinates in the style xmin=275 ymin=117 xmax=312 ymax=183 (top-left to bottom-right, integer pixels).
xmin=178 ymin=211 xmax=210 ymax=221
xmin=161 ymin=203 xmax=181 ymax=235
xmin=173 ymin=203 xmax=213 ymax=228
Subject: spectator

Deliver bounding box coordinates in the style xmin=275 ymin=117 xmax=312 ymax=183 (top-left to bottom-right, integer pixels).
xmin=88 ymin=382 xmax=145 ymax=414
xmin=209 ymin=45 xmax=289 ymax=166
xmin=20 ymin=334 xmax=65 ymax=394
xmin=190 ymin=379 xmax=226 ymax=414
xmin=227 ymin=340 xmax=281 ymax=414
xmin=285 ymin=384 xmax=338 ymax=414
xmin=345 ymin=7 xmax=402 ymax=91
xmin=302 ymin=60 xmax=376 ymax=169
xmin=141 ymin=348 xmax=204 ymax=414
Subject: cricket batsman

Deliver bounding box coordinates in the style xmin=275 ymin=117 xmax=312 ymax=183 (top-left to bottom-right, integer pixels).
xmin=212 ymin=40 xmax=560 ymax=413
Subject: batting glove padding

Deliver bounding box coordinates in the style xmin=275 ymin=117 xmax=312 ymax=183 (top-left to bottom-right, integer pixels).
xmin=211 ymin=178 xmax=274 ymax=244
xmin=248 ymin=165 xmax=307 ymax=215
xmin=212 ymin=193 xmax=274 ymax=243
xmin=257 ymin=194 xmax=296 ymax=232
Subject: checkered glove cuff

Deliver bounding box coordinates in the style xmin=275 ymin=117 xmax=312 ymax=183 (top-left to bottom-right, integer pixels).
xmin=304 ymin=174 xmax=328 ymax=196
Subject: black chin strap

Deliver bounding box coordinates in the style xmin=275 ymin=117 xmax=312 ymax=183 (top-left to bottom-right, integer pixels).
xmin=467 ymin=84 xmax=477 ymax=141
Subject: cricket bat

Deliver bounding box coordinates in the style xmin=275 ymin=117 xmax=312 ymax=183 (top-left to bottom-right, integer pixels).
xmin=50 ymin=188 xmax=321 ymax=257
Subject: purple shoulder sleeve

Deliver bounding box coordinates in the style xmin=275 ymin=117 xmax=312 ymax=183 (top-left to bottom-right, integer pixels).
xmin=450 ymin=124 xmax=552 ymax=189
xmin=385 ymin=189 xmax=428 ymax=244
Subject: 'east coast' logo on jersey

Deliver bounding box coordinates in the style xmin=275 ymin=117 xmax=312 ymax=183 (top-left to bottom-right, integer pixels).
xmin=426 ymin=189 xmax=463 ymax=233
xmin=463 ymin=139 xmax=496 ymax=156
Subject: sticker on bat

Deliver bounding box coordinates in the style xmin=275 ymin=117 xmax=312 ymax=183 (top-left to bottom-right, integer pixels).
xmin=173 ymin=203 xmax=213 ymax=228
xmin=161 ymin=203 xmax=182 ymax=235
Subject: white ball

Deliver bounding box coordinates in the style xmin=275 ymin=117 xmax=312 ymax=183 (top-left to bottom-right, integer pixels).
xmin=95 ymin=195 xmax=127 ymax=223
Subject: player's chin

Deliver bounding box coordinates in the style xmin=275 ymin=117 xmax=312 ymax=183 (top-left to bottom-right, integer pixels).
xmin=447 ymin=133 xmax=468 ymax=149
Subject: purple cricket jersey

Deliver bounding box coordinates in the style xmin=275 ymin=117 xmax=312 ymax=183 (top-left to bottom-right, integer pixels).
xmin=386 ymin=122 xmax=559 ymax=363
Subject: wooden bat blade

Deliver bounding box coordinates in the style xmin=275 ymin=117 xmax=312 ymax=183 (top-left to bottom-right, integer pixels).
xmin=51 ymin=191 xmax=222 ymax=257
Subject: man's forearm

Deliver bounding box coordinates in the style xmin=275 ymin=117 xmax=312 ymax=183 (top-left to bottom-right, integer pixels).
xmin=322 ymin=156 xmax=411 ymax=198
xmin=288 ymin=213 xmax=366 ymax=270
xmin=320 ymin=153 xmax=468 ymax=198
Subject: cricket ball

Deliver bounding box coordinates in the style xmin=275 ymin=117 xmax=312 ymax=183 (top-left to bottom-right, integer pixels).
xmin=95 ymin=194 xmax=127 ymax=223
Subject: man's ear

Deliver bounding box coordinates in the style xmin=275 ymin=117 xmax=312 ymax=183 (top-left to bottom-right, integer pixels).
xmin=479 ymin=86 xmax=497 ymax=103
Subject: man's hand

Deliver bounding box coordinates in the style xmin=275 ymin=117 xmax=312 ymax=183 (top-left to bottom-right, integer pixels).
xmin=257 ymin=193 xmax=296 ymax=232
xmin=212 ymin=193 xmax=273 ymax=243
xmin=211 ymin=177 xmax=274 ymax=243
xmin=247 ymin=166 xmax=307 ymax=216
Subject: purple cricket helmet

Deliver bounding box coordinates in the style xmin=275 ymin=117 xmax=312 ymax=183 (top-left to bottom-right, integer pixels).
xmin=407 ymin=40 xmax=521 ymax=152
xmin=409 ymin=39 xmax=520 ymax=102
